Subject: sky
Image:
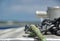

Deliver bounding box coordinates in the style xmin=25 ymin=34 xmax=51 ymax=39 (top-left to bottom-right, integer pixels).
xmin=0 ymin=0 xmax=60 ymax=21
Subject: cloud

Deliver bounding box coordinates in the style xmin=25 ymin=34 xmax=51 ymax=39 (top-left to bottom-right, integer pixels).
xmin=21 ymin=0 xmax=40 ymax=4
xmin=1 ymin=0 xmax=60 ymax=14
xmin=6 ymin=5 xmax=42 ymax=14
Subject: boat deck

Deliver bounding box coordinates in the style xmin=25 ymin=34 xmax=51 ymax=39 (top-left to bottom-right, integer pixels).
xmin=0 ymin=27 xmax=60 ymax=41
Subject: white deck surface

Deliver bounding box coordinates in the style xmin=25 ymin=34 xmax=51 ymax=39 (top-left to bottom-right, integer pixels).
xmin=0 ymin=27 xmax=25 ymax=38
xmin=0 ymin=27 xmax=60 ymax=41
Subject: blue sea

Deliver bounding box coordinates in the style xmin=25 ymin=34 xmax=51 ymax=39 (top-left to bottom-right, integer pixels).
xmin=0 ymin=25 xmax=20 ymax=30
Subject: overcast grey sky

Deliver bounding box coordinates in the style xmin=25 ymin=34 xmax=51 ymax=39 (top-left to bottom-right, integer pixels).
xmin=0 ymin=0 xmax=60 ymax=21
